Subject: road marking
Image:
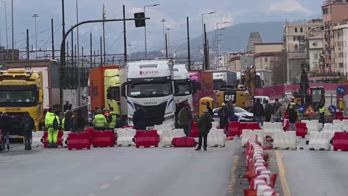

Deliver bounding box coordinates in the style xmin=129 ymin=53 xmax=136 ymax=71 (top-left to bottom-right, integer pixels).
xmin=99 ymin=183 xmax=110 ymax=190
xmin=275 ymin=150 xmax=291 ymax=196
xmin=113 ymin=176 xmax=121 ymax=181
xmin=226 ymin=155 xmax=240 ymax=196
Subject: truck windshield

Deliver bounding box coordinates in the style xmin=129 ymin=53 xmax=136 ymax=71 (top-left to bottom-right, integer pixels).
xmin=174 ymin=81 xmax=191 ymax=96
xmin=128 ymin=81 xmax=172 ymax=98
xmin=0 ymin=90 xmax=37 ymax=106
xmin=107 ymin=86 xmax=120 ymax=101
xmin=213 ymin=79 xmax=226 ymax=90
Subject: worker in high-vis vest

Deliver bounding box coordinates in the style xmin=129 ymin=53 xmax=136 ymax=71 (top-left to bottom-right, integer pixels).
xmin=107 ymin=107 xmax=118 ymax=129
xmin=93 ymin=109 xmax=107 ymax=130
xmin=45 ymin=108 xmax=60 ymax=148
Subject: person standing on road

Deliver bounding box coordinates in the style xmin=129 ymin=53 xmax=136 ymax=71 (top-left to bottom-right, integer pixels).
xmin=319 ymin=99 xmax=326 ymax=129
xmin=45 ymin=109 xmax=60 ymax=148
xmin=107 ymin=107 xmax=118 ymax=130
xmin=178 ymin=102 xmax=193 ymax=136
xmin=288 ymin=105 xmax=298 ymax=131
xmin=264 ymin=100 xmax=273 ymax=122
xmin=93 ymin=109 xmax=107 ymax=130
xmin=206 ymin=102 xmax=214 ymax=117
xmin=133 ymin=107 xmax=146 ymax=130
xmin=273 ymin=99 xmax=282 ymax=122
xmin=227 ymin=100 xmax=236 ymax=122
xmin=196 ymin=109 xmax=213 ymax=151
xmin=253 ymin=99 xmax=265 ymax=127
xmin=218 ymin=103 xmax=229 ymax=130
xmin=63 ymin=110 xmax=73 ymax=131
xmin=22 ymin=113 xmax=34 ymax=151
xmin=75 ymin=110 xmax=86 ymax=132
xmin=0 ymin=112 xmax=10 ymax=150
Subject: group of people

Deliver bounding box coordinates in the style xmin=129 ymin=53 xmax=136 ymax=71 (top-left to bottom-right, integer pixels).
xmin=176 ymin=101 xmax=213 ymax=151
xmin=92 ymin=107 xmax=118 ymax=130
xmin=0 ymin=112 xmax=34 ymax=151
xmin=218 ymin=100 xmax=236 ymax=130
xmin=253 ymin=99 xmax=283 ymax=127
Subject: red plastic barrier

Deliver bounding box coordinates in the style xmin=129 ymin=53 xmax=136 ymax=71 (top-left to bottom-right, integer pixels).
xmin=227 ymin=121 xmax=240 ymax=137
xmin=92 ymin=130 xmax=116 ymax=147
xmin=67 ymin=132 xmax=91 ymax=150
xmin=333 ymin=132 xmax=348 ymax=151
xmin=295 ymin=122 xmax=307 ymax=138
xmin=336 ymin=112 xmax=344 ymax=120
xmin=41 ymin=131 xmax=64 ymax=147
xmin=240 ymin=122 xmax=261 ymax=131
xmin=171 ymin=137 xmax=197 ymax=147
xmin=84 ymin=127 xmax=94 ymax=140
xmin=283 ymin=119 xmax=290 ymax=131
xmin=190 ymin=122 xmax=199 ymax=137
xmin=133 ymin=130 xmax=160 ymax=148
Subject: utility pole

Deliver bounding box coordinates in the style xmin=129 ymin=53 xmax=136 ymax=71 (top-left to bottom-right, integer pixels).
xmin=89 ymin=32 xmax=92 ymax=68
xmin=76 ymin=0 xmax=80 ymax=106
xmin=123 ymin=4 xmax=127 ymax=63
xmin=26 ymin=29 xmax=29 ymax=60
xmin=102 ymin=4 xmax=106 ymax=65
xmin=204 ymin=24 xmax=209 ymax=70
xmin=0 ymin=0 xmax=9 ymax=49
xmin=165 ymin=33 xmax=168 ymax=59
xmin=186 ymin=16 xmax=191 ymax=70
xmin=51 ymin=18 xmax=55 ymax=59
xmin=11 ymin=0 xmax=14 ymax=60
xmin=61 ymin=0 xmax=65 ymax=43
xmin=32 ymin=13 xmax=39 ymax=57
xmin=93 ymin=50 xmax=96 ymax=67
xmin=100 ymin=36 xmax=103 ymax=65
xmin=161 ymin=18 xmax=166 ymax=58
xmin=71 ymin=28 xmax=74 ymax=88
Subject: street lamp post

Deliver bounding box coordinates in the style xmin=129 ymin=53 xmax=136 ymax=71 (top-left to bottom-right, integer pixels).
xmin=201 ymin=11 xmax=216 ymax=68
xmin=215 ymin=21 xmax=229 ymax=69
xmin=32 ymin=13 xmax=39 ymax=58
xmin=0 ymin=0 xmax=8 ymax=49
xmin=166 ymin=27 xmax=171 ymax=58
xmin=143 ymin=3 xmax=159 ymax=59
xmin=161 ymin=18 xmax=166 ymax=57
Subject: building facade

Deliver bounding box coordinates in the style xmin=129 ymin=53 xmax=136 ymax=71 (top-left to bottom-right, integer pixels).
xmin=254 ymin=43 xmax=283 ymax=70
xmin=322 ymin=0 xmax=348 ymax=68
xmin=284 ymin=19 xmax=323 ymax=83
xmin=227 ymin=53 xmax=254 ymax=72
xmin=308 ymin=30 xmax=324 ymax=71
xmin=333 ymin=24 xmax=348 ymax=75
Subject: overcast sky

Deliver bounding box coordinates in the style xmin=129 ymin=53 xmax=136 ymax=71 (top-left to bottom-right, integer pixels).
xmin=0 ymin=0 xmax=324 ymax=54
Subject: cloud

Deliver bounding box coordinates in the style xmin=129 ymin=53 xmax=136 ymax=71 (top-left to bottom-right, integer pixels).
xmin=268 ymin=0 xmax=312 ymax=16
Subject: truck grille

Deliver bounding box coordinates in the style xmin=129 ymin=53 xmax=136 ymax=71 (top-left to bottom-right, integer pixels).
xmin=134 ymin=102 xmax=167 ymax=126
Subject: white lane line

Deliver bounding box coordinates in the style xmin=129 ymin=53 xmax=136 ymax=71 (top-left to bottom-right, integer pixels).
xmin=113 ymin=176 xmax=121 ymax=181
xmin=100 ymin=183 xmax=110 ymax=190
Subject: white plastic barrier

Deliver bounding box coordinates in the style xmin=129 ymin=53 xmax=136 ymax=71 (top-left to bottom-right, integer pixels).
xmin=303 ymin=120 xmax=320 ymax=133
xmin=211 ymin=121 xmax=220 ymax=129
xmin=241 ymin=130 xmax=265 ymax=147
xmin=308 ymin=131 xmax=333 ymax=151
xmin=154 ymin=124 xmax=173 ymax=132
xmin=322 ymin=123 xmax=344 ymax=132
xmin=273 ymin=131 xmax=296 ymax=150
xmin=116 ymin=128 xmax=136 ymax=147
xmin=207 ymin=128 xmax=226 ymax=147
xmin=263 ymin=122 xmax=282 ymax=130
xmin=160 ymin=129 xmax=185 ymax=147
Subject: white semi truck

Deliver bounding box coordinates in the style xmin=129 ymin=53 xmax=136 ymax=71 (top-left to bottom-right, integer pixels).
xmin=120 ymin=60 xmax=175 ymax=128
xmin=173 ymin=64 xmax=193 ymax=107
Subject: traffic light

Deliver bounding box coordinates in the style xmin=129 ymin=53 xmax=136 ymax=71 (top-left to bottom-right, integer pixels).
xmin=134 ymin=12 xmax=145 ymax=27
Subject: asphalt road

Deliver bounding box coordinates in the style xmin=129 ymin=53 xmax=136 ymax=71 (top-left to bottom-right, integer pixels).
xmin=0 ymin=135 xmax=240 ymax=196
xmin=279 ymin=150 xmax=348 ymax=196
